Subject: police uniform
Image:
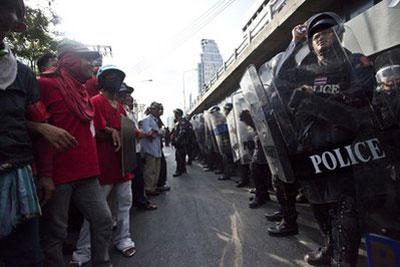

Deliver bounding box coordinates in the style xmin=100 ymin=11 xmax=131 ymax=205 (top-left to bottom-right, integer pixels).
xmin=172 ymin=117 xmax=194 ymax=175
xmin=277 ymin=13 xmax=375 ymax=266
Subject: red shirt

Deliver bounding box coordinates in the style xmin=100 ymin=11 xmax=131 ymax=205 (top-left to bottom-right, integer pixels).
xmin=85 ymin=76 xmax=99 ymax=97
xmin=37 ymin=77 xmax=100 ymax=185
xmin=91 ymin=93 xmax=133 ymax=185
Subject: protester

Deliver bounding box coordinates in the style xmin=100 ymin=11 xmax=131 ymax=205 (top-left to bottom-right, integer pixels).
xmin=164 ymin=127 xmax=171 ymax=146
xmin=38 ymin=39 xmax=113 ymax=266
xmin=37 ymin=52 xmax=58 ymax=74
xmin=140 ymin=102 xmax=163 ymax=195
xmin=85 ymin=56 xmax=102 ymax=98
xmin=156 ymin=103 xmax=170 ymax=191
xmin=0 ymin=2 xmax=78 ymax=266
xmin=71 ymin=65 xmax=136 ymax=265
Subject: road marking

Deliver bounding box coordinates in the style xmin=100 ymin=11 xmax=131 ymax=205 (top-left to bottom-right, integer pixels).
xmin=219 ymin=207 xmax=243 ymax=267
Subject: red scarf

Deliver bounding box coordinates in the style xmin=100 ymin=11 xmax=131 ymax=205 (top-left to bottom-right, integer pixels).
xmin=43 ymin=55 xmax=94 ymax=122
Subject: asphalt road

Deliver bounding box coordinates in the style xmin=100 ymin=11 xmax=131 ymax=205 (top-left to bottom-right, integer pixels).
xmin=110 ymin=147 xmax=329 ymax=267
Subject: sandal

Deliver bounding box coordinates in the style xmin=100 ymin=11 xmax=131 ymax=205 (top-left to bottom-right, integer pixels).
xmin=118 ymin=246 xmax=136 ymax=257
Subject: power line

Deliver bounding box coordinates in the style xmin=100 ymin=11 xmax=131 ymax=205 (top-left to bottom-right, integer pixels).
xmin=133 ymin=0 xmax=237 ymax=74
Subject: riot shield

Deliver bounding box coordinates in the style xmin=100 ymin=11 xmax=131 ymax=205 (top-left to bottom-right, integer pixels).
xmin=208 ymin=108 xmax=232 ymax=157
xmin=232 ymin=92 xmax=256 ymax=165
xmin=225 ymin=108 xmax=241 ymax=163
xmin=204 ymin=111 xmax=218 ymax=153
xmin=354 ymin=48 xmax=400 ymax=243
xmin=240 ymin=61 xmax=296 ymax=183
xmin=277 ymin=23 xmax=399 ymax=249
xmin=192 ymin=114 xmax=206 ymax=154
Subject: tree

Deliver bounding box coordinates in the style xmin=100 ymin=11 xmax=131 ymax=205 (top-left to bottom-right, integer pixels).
xmin=7 ymin=3 xmax=59 ymax=73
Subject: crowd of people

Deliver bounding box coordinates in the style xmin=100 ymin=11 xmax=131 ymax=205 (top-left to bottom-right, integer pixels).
xmin=1 ymin=0 xmax=399 ymax=267
xmin=0 ymin=0 xmax=178 ymax=266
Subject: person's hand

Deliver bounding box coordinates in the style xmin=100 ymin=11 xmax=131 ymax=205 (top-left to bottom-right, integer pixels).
xmin=292 ymin=24 xmax=307 ymax=43
xmin=300 ymin=85 xmax=314 ymax=94
xmin=39 ymin=123 xmax=77 ymax=150
xmin=135 ymin=129 xmax=145 ymax=139
xmin=111 ymin=129 xmax=121 ymax=152
xmin=37 ymin=177 xmax=55 ymax=206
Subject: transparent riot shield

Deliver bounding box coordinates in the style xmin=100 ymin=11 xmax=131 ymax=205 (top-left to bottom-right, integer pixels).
xmin=240 ymin=62 xmax=296 ymax=183
xmin=225 ymin=108 xmax=241 ymax=163
xmin=264 ymin=24 xmax=378 ymax=181
xmin=208 ymin=108 xmax=232 ymax=156
xmin=355 ymin=48 xmax=400 ymax=245
xmin=232 ymin=91 xmax=256 ymax=165
xmin=276 ymin=23 xmax=399 ymax=252
xmin=191 ymin=114 xmax=206 ymax=154
xmin=203 ymin=111 xmax=217 ymax=154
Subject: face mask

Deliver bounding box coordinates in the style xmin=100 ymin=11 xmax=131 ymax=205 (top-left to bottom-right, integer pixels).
xmin=0 ymin=43 xmax=17 ymax=90
xmin=103 ymin=79 xmax=122 ymax=93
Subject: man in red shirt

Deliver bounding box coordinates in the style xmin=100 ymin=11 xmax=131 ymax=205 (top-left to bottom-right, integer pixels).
xmin=38 ymin=40 xmax=113 ymax=267
xmin=72 ymin=65 xmax=137 ymax=264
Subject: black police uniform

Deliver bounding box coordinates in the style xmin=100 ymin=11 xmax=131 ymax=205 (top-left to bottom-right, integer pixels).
xmin=172 ymin=118 xmax=194 ymax=175
xmin=278 ymin=38 xmax=375 ymax=266
xmin=249 ymin=135 xmax=271 ymax=207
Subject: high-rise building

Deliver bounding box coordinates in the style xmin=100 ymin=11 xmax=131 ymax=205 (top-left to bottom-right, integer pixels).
xmin=197 ymin=39 xmax=224 ymax=92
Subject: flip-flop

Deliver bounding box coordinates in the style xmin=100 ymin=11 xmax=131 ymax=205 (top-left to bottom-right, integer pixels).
xmin=118 ymin=246 xmax=136 ymax=257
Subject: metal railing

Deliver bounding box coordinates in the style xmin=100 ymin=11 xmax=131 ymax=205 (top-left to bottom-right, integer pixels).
xmin=190 ymin=0 xmax=287 ymax=111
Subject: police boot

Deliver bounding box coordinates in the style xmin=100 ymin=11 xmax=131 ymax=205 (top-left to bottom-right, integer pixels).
xmin=236 ymin=179 xmax=249 ymax=188
xmin=304 ymin=244 xmax=332 ymax=266
xmin=267 ymin=219 xmax=298 ymax=237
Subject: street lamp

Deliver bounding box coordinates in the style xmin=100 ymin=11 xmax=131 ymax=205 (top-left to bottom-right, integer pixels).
xmin=182 ymin=69 xmax=197 ymax=112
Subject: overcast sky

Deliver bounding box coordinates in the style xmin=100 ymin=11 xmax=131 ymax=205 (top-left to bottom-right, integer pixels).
xmin=27 ymin=0 xmax=257 ymax=119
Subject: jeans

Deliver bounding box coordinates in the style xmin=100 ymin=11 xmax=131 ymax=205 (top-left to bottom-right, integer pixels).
xmin=41 ymin=178 xmax=112 ymax=267
xmin=0 ymin=218 xmax=43 ymax=267
xmin=72 ymin=181 xmax=135 ymax=263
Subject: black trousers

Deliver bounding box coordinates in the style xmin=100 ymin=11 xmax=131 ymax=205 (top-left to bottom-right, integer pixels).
xmin=311 ymin=196 xmax=360 ymax=267
xmin=157 ymin=152 xmax=167 ymax=187
xmin=250 ymin=163 xmax=270 ymax=201
xmin=132 ymin=153 xmax=149 ymax=207
xmin=238 ymin=164 xmax=250 ymax=184
xmin=273 ymin=178 xmax=298 ymax=225
xmin=175 ymin=147 xmax=187 ymax=173
xmin=221 ymin=153 xmax=234 ymax=178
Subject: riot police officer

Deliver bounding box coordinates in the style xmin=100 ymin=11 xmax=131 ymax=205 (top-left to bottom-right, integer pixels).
xmin=208 ymin=105 xmax=233 ymax=180
xmin=239 ymin=110 xmax=271 ymax=208
xmin=277 ymin=13 xmax=375 ymax=266
xmin=171 ymin=108 xmax=195 ymax=177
